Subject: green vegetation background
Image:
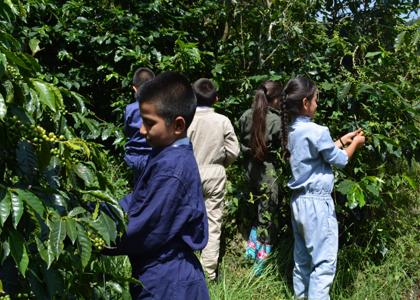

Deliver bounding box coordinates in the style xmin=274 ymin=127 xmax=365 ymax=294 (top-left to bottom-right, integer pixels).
xmin=0 ymin=0 xmax=418 ymax=299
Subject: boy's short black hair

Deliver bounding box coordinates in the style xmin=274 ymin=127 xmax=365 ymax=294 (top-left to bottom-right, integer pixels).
xmin=138 ymin=71 xmax=196 ymax=128
xmin=193 ymin=78 xmax=217 ymax=106
xmin=132 ymin=67 xmax=155 ymax=89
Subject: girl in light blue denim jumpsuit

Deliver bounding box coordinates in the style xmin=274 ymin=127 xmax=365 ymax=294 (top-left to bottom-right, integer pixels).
xmin=281 ymin=77 xmax=365 ymax=299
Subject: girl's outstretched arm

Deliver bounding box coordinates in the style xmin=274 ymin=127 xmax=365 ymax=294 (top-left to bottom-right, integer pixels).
xmin=344 ymin=133 xmax=365 ymax=159
xmin=335 ymin=128 xmax=362 ymax=149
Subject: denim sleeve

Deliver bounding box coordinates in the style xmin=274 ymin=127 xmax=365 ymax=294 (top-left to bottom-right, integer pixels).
xmin=110 ymin=175 xmax=197 ymax=256
xmin=318 ymin=127 xmax=348 ymax=168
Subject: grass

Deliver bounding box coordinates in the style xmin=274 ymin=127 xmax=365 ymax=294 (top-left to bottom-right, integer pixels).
xmin=207 ymin=230 xmax=419 ymax=300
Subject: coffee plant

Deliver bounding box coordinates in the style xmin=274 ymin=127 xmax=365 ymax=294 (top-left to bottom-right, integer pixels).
xmin=0 ymin=1 xmax=130 ymax=298
xmin=0 ymin=0 xmax=419 ymax=298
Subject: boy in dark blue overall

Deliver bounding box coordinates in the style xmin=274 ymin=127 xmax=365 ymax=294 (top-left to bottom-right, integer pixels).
xmin=105 ymin=71 xmax=210 ymax=300
xmin=123 ymin=67 xmax=155 ymax=184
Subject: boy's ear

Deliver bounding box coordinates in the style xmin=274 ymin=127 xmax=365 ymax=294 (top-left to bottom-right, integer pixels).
xmin=132 ymin=86 xmax=138 ymax=93
xmin=173 ymin=116 xmax=186 ymax=135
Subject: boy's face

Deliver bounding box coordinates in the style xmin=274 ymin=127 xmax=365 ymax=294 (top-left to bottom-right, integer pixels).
xmin=139 ymin=101 xmax=179 ymax=148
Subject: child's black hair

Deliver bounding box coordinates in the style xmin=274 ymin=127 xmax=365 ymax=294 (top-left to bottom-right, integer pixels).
xmin=132 ymin=67 xmax=155 ymax=89
xmin=251 ymin=80 xmax=283 ymax=161
xmin=281 ymin=76 xmax=318 ymax=149
xmin=138 ymin=71 xmax=197 ymax=128
xmin=193 ymin=78 xmax=217 ymax=107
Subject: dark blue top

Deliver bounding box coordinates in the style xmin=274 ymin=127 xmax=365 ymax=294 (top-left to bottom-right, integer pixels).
xmin=124 ymin=102 xmax=151 ymax=155
xmin=116 ymin=139 xmax=208 ymax=258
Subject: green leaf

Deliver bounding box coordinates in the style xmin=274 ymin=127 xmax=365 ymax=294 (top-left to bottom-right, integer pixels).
xmin=3 ymin=80 xmax=14 ymax=103
xmin=101 ymin=212 xmax=117 ymax=243
xmin=402 ymin=175 xmax=416 ymax=189
xmin=76 ymin=223 xmax=92 ymax=269
xmin=10 ymin=190 xmax=24 ymax=228
xmin=1 ymin=241 xmax=10 ymax=264
xmin=35 ymin=237 xmax=49 ymax=264
xmin=29 ymin=38 xmax=41 ymax=56
xmin=15 ymin=189 xmax=45 ymax=216
xmin=394 ymin=31 xmax=406 ymax=51
xmin=68 ymin=206 xmax=87 ymax=218
xmin=73 ymin=163 xmax=96 ymax=187
xmin=51 ymin=85 xmax=64 ymax=109
xmin=365 ymin=184 xmax=380 ymax=197
xmin=0 ymin=52 xmax=7 ymax=79
xmin=4 ymin=0 xmax=19 ymax=16
xmin=47 ymin=215 xmax=66 ymax=259
xmin=8 ymin=230 xmax=29 ymax=277
xmin=365 ymin=51 xmax=381 ymax=58
xmin=66 ymin=218 xmax=78 ymax=244
xmin=0 ymin=189 xmax=11 ymax=226
xmin=79 ymin=190 xmax=124 ymax=223
xmin=338 ymin=82 xmax=352 ymax=100
xmin=101 ymin=126 xmax=113 ymax=141
xmin=0 ymin=92 xmax=6 ymax=120
xmin=16 ymin=140 xmax=37 ymax=179
xmin=385 ymin=84 xmax=404 ymax=100
xmin=91 ymin=213 xmax=115 ymax=245
xmin=32 ymin=79 xmax=57 ymax=112
xmin=336 ymin=179 xmax=355 ymax=195
xmin=354 ymin=185 xmax=365 ymax=207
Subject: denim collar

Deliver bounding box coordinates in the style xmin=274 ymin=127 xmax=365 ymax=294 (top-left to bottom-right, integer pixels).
xmin=294 ymin=115 xmax=312 ymax=123
xmin=171 ymin=137 xmax=190 ymax=147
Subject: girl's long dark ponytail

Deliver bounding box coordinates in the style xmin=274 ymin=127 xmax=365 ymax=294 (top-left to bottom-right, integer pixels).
xmin=250 ymin=87 xmax=268 ymax=161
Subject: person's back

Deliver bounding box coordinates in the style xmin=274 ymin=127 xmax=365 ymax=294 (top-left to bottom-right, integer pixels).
xmin=283 ymin=76 xmax=365 ymax=300
xmin=123 ymin=67 xmax=155 ymax=184
xmin=189 ymin=109 xmax=239 ymax=167
xmin=238 ymin=106 xmax=282 ymax=163
xmin=237 ymin=80 xmax=285 ymax=275
xmin=187 ymin=78 xmax=240 ymax=281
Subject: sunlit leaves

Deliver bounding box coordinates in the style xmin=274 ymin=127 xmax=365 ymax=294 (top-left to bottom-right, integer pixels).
xmin=65 ymin=218 xmax=77 ymax=244
xmin=29 ymin=38 xmax=41 ymax=56
xmin=10 ymin=191 xmax=23 ymax=228
xmin=0 ymin=189 xmax=11 ymax=226
xmin=32 ymin=80 xmax=63 ymax=112
xmin=47 ymin=213 xmax=66 ymax=260
xmin=15 ymin=189 xmax=45 ymax=217
xmin=73 ymin=163 xmax=96 ymax=187
xmin=76 ymin=223 xmax=91 ymax=269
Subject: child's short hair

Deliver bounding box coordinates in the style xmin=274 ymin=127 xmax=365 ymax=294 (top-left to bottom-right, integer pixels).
xmin=193 ymin=78 xmax=217 ymax=106
xmin=132 ymin=67 xmax=155 ymax=89
xmin=138 ymin=71 xmax=196 ymax=128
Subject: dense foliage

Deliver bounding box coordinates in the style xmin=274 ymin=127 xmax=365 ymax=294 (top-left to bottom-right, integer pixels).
xmin=0 ymin=1 xmax=131 ymax=298
xmin=0 ymin=0 xmax=419 ymax=298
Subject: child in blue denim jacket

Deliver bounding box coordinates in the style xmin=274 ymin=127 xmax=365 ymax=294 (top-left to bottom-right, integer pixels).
xmin=281 ymin=76 xmax=365 ymax=300
xmin=123 ymin=67 xmax=155 ymax=185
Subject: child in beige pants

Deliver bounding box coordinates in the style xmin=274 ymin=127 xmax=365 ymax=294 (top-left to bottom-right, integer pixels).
xmin=188 ymin=78 xmax=240 ymax=280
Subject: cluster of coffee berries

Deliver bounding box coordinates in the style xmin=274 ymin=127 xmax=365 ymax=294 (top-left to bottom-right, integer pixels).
xmin=0 ymin=294 xmax=11 ymax=300
xmin=87 ymin=231 xmax=105 ymax=251
xmin=6 ymin=65 xmax=23 ymax=82
xmin=29 ymin=125 xmax=65 ymax=146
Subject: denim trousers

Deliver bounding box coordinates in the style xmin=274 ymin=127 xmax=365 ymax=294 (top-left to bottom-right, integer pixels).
xmin=291 ymin=193 xmax=338 ymax=300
